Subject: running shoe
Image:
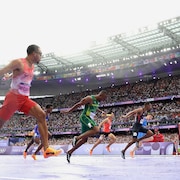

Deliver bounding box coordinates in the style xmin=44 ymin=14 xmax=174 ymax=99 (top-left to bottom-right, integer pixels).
xmin=130 ymin=151 xmax=135 ymax=158
xmin=32 ymin=154 xmax=37 ymax=160
xmin=106 ymin=146 xmax=111 ymax=152
xmin=23 ymin=151 xmax=27 ymax=159
xmin=89 ymin=149 xmax=93 ymax=156
xmin=120 ymin=151 xmax=125 ymax=159
xmin=43 ymin=147 xmax=62 ymax=158
xmin=72 ymin=136 xmax=78 ymax=147
xmin=66 ymin=152 xmax=71 ymax=163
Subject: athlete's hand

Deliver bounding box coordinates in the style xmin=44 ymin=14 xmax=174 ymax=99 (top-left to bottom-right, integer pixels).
xmin=101 ymin=111 xmax=106 ymax=117
xmin=2 ymin=73 xmax=12 ymax=80
xmin=121 ymin=115 xmax=127 ymax=120
xmin=121 ymin=115 xmax=126 ymax=118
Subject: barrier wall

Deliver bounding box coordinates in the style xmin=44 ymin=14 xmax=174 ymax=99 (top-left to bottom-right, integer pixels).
xmin=0 ymin=142 xmax=174 ymax=155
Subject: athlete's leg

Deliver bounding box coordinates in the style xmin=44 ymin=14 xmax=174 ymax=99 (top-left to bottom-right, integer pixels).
xmin=75 ymin=114 xmax=99 ymax=143
xmin=106 ymin=133 xmax=116 ymax=152
xmin=76 ymin=126 xmax=99 ymax=142
xmin=23 ymin=138 xmax=35 ymax=159
xmin=28 ymin=104 xmax=48 ymax=150
xmin=69 ymin=126 xmax=99 ymax=154
xmin=141 ymin=136 xmax=154 ymax=142
xmin=34 ymin=144 xmax=43 ymax=155
xmin=122 ymin=137 xmax=137 ymax=153
xmin=68 ymin=137 xmax=88 ymax=155
xmin=24 ymin=138 xmax=35 ymax=152
xmin=48 ymin=131 xmax=52 ymax=139
xmin=90 ymin=135 xmax=104 ymax=153
xmin=67 ymin=115 xmax=99 ymax=163
xmin=66 ymin=137 xmax=88 ymax=163
xmin=107 ymin=133 xmax=116 ymax=149
xmin=28 ymin=104 xmax=61 ymax=158
xmin=130 ymin=135 xmax=154 ymax=157
xmin=67 ymin=126 xmax=99 ymax=163
xmin=137 ymin=130 xmax=154 ymax=142
xmin=130 ymin=140 xmax=143 ymax=157
xmin=34 ymin=137 xmax=41 ymax=144
xmin=31 ymin=138 xmax=42 ymax=160
xmin=0 ymin=92 xmax=18 ymax=128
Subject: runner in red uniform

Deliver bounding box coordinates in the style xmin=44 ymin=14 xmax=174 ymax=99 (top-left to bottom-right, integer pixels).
xmin=89 ymin=112 xmax=116 ymax=155
xmin=0 ymin=45 xmax=61 ymax=158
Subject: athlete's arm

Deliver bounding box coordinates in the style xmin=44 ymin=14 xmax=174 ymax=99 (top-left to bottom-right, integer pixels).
xmin=122 ymin=107 xmax=142 ymax=119
xmin=97 ymin=108 xmax=106 ymax=114
xmin=0 ymin=59 xmax=22 ymax=77
xmin=95 ymin=108 xmax=107 ymax=118
xmin=98 ymin=118 xmax=108 ymax=128
xmin=61 ymin=96 xmax=92 ymax=113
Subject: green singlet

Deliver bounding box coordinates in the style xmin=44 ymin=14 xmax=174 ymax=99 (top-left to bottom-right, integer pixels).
xmin=80 ymin=95 xmax=99 ymax=133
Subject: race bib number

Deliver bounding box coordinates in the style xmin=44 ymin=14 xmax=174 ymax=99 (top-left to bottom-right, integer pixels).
xmin=18 ymin=83 xmax=30 ymax=95
xmin=88 ymin=123 xmax=92 ymax=128
xmin=133 ymin=132 xmax=137 ymax=136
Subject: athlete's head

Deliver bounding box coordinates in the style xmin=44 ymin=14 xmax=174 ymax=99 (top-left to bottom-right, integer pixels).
xmin=106 ymin=111 xmax=114 ymax=119
xmin=96 ymin=90 xmax=107 ymax=101
xmin=27 ymin=44 xmax=42 ymax=64
xmin=144 ymin=102 xmax=152 ymax=112
xmin=45 ymin=104 xmax=53 ymax=113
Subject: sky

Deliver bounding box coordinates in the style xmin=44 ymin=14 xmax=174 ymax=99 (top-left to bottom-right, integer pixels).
xmin=0 ymin=0 xmax=179 ymax=66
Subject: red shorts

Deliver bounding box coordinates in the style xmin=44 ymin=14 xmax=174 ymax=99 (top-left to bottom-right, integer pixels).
xmin=0 ymin=91 xmax=37 ymax=121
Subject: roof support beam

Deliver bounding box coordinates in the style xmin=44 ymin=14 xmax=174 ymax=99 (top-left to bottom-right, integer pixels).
xmin=85 ymin=50 xmax=105 ymax=62
xmin=158 ymin=25 xmax=180 ymax=44
xmin=112 ymin=36 xmax=140 ymax=56
xmin=51 ymin=54 xmax=74 ymax=66
xmin=37 ymin=63 xmax=48 ymax=72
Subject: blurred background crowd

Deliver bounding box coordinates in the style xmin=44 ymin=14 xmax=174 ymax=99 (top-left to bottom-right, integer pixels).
xmin=0 ymin=75 xmax=179 ymax=148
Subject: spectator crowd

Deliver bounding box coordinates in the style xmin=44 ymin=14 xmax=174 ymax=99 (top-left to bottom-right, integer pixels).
xmin=0 ymin=75 xmax=179 ymax=146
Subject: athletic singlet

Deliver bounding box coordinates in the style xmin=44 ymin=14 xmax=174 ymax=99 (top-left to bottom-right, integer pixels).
xmin=46 ymin=113 xmax=50 ymax=121
xmin=135 ymin=110 xmax=145 ymax=124
xmin=103 ymin=118 xmax=112 ymax=133
xmin=82 ymin=95 xmax=99 ymax=119
xmin=34 ymin=124 xmax=40 ymax=137
xmin=10 ymin=58 xmax=34 ymax=96
xmin=141 ymin=118 xmax=147 ymax=126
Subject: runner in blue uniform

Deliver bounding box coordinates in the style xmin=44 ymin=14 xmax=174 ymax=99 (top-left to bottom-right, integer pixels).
xmin=130 ymin=114 xmax=153 ymax=157
xmin=121 ymin=102 xmax=154 ymax=159
xmin=23 ymin=104 xmax=56 ymax=160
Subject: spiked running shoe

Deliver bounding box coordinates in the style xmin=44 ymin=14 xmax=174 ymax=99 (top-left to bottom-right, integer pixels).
xmin=89 ymin=149 xmax=93 ymax=156
xmin=130 ymin=151 xmax=135 ymax=158
xmin=66 ymin=152 xmax=71 ymax=163
xmin=121 ymin=151 xmax=125 ymax=159
xmin=106 ymin=146 xmax=111 ymax=152
xmin=32 ymin=154 xmax=37 ymax=160
xmin=43 ymin=147 xmax=62 ymax=158
xmin=23 ymin=151 xmax=27 ymax=159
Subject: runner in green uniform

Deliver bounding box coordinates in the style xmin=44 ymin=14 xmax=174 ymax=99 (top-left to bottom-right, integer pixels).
xmin=61 ymin=90 xmax=107 ymax=163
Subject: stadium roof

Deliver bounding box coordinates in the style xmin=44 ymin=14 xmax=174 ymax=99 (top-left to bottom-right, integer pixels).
xmin=37 ymin=16 xmax=180 ymax=72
